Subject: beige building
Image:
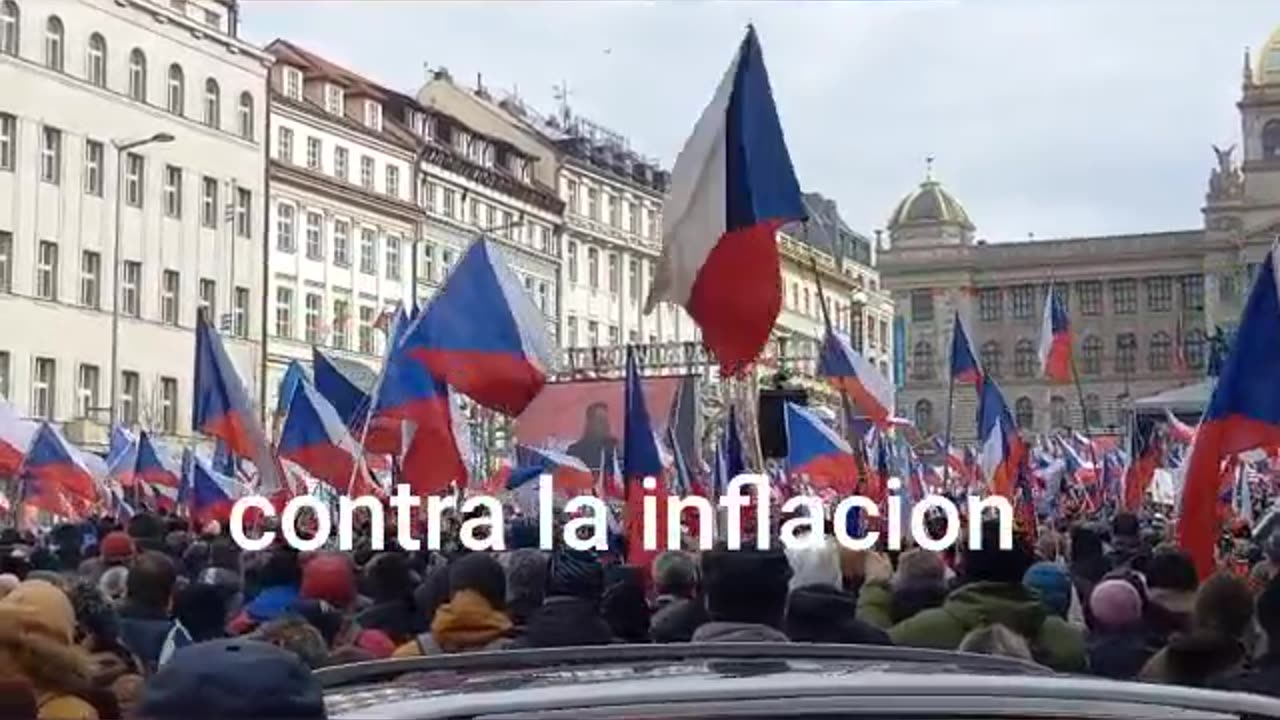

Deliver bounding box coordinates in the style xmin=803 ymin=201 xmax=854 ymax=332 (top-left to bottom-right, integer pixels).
xmin=881 ymin=25 xmax=1280 ymax=442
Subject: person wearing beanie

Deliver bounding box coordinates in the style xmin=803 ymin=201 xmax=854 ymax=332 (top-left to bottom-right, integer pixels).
xmin=1023 ymin=561 xmax=1072 ymax=619
xmin=395 ymin=553 xmax=513 ymax=656
xmin=783 ymin=541 xmax=889 ymax=645
xmin=1141 ymin=572 xmax=1253 ymax=687
xmin=1214 ymin=574 xmax=1280 ymax=697
xmin=352 ymin=552 xmax=424 ymax=645
xmin=513 ymin=549 xmax=615 ymax=648
xmin=649 ymin=550 xmax=709 ymax=643
xmin=1141 ymin=547 xmax=1197 ymax=650
xmin=858 ymin=520 xmax=1086 ymax=672
xmin=1086 ymin=579 xmax=1152 ymax=679
xmin=692 ymin=546 xmax=792 ymax=643
xmin=98 ymin=532 xmax=135 ymax=569
xmin=66 ymin=579 xmax=146 ymax=717
xmin=299 ymin=553 xmax=357 ymax=611
xmin=501 ymin=549 xmax=547 ymax=635
xmin=0 ymin=579 xmax=102 ymax=719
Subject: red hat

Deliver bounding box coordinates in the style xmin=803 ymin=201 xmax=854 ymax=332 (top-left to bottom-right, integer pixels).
xmin=300 ymin=553 xmax=356 ymax=609
xmin=354 ymin=629 xmax=396 ymax=658
xmin=100 ymin=531 xmax=136 ymax=563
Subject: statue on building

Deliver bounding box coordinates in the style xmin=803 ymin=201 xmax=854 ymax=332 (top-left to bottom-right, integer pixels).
xmin=1208 ymin=144 xmax=1244 ymax=201
xmin=1207 ymin=326 xmax=1230 ymax=378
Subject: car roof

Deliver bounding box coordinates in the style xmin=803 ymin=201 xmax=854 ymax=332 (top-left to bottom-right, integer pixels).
xmin=318 ymin=644 xmax=1280 ymax=720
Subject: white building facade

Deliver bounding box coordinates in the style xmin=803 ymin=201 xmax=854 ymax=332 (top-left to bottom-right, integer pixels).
xmin=0 ymin=0 xmax=270 ymax=445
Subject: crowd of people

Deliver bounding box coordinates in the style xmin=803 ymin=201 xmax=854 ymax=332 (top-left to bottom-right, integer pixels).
xmin=0 ymin=507 xmax=1278 ymax=719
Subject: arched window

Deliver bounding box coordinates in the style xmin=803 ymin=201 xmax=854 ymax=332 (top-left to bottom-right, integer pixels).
xmin=1050 ymin=395 xmax=1069 ymax=429
xmin=44 ymin=16 xmax=63 ymax=71
xmin=1081 ymin=335 xmax=1103 ymax=375
xmin=86 ymin=32 xmax=107 ymax=88
xmin=1084 ymin=393 xmax=1102 ymax=428
xmin=914 ymin=399 xmax=934 ymax=434
xmin=1014 ymin=339 xmax=1036 ymax=377
xmin=167 ymin=63 xmax=185 ymax=115
xmin=237 ymin=91 xmax=254 ymax=140
xmin=1264 ymin=119 xmax=1280 ymax=161
xmin=911 ymin=341 xmax=935 ymax=381
xmin=1116 ymin=333 xmax=1137 ymax=374
xmin=1184 ymin=328 xmax=1206 ymax=370
xmin=1149 ymin=331 xmax=1171 ymax=371
xmin=0 ymin=1 xmax=19 ymax=56
xmin=980 ymin=341 xmax=1002 ymax=378
xmin=1015 ymin=397 xmax=1034 ymax=430
xmin=128 ymin=48 xmax=147 ymax=102
xmin=203 ymin=77 xmax=220 ymax=128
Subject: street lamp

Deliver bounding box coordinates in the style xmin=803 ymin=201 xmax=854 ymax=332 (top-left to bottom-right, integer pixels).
xmin=109 ymin=132 xmax=175 ymax=429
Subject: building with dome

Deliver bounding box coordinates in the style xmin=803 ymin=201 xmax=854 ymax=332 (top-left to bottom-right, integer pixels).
xmin=880 ymin=28 xmax=1280 ymax=442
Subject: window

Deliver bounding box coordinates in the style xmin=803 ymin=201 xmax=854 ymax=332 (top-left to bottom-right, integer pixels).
xmin=422 ymin=180 xmax=437 ymax=213
xmin=76 ymin=364 xmax=99 ymax=418
xmin=628 ymin=201 xmax=640 ymax=234
xmin=607 ymin=252 xmax=619 ymax=294
xmin=332 ymin=299 xmax=349 ymax=349
xmin=386 ymin=165 xmax=399 ymax=198
xmin=0 ymin=231 xmax=11 ymax=292
xmin=0 ymin=351 xmax=7 ymax=399
xmin=283 ymin=67 xmax=302 ymax=100
xmin=1148 ymin=331 xmax=1171 ymax=371
xmin=567 ymin=241 xmax=578 ymax=283
xmin=359 ymin=228 xmax=376 ymax=274
xmin=647 ymin=208 xmax=657 ymax=239
xmin=198 ymin=278 xmax=216 ymax=323
xmin=325 ymin=84 xmax=344 ymax=115
xmin=1111 ymin=278 xmax=1137 ymax=315
xmin=910 ymin=290 xmax=934 ymax=322
xmin=201 ymin=176 xmax=218 ymax=228
xmin=385 ymin=236 xmax=401 ymax=281
xmin=83 ymin=139 xmax=103 ymax=196
xmin=277 ymin=127 xmax=294 ymax=163
xmin=125 ymin=153 xmax=144 ymax=207
xmin=235 ymin=188 xmax=251 ymax=237
xmin=86 ymin=33 xmax=107 ymax=87
xmin=1010 ymin=284 xmax=1035 ymax=319
xmin=359 ymin=156 xmax=375 ymax=190
xmin=276 ymin=203 xmax=295 ymax=252
xmin=537 ymin=281 xmax=548 ymax=314
xmin=1115 ymin=333 xmax=1137 ymax=374
xmin=36 ymin=240 xmax=58 ymax=300
xmin=441 ymin=187 xmax=456 ymax=217
xmin=1264 ymin=119 xmax=1280 ymax=160
xmin=299 ymin=212 xmax=321 ymax=260
xmin=333 ymin=220 xmax=350 ymax=266
xmin=1014 ymin=397 xmax=1034 ymax=430
xmin=803 ymin=289 xmax=811 ymax=316
xmin=423 ymin=242 xmax=436 ymax=282
xmin=364 ymin=100 xmax=382 ymax=130
xmin=1084 ymin=394 xmax=1102 ymax=427
xmin=1145 ymin=276 xmax=1172 ymax=312
xmin=1051 ymin=283 xmax=1069 ymax=313
xmin=0 ymin=0 xmax=17 ymax=56
xmin=1077 ymin=280 xmax=1102 ymax=316
xmin=129 ymin=49 xmax=147 ymax=101
xmin=358 ymin=306 xmax=375 ymax=354
xmin=120 ymin=371 xmax=139 ymax=425
xmin=80 ymin=251 xmax=100 ymax=308
xmin=441 ymin=248 xmax=454 ymax=275
xmin=911 ymin=341 xmax=935 ymax=380
xmin=980 ymin=341 xmax=1002 ymax=378
xmin=0 ymin=113 xmax=13 ymax=170
xmin=160 ymin=377 xmax=178 ymax=433
xmin=588 ymin=320 xmax=600 ymax=347
xmin=1184 ymin=328 xmax=1206 ymax=370
xmin=485 ymin=204 xmax=495 ymax=229
xmin=163 ymin=165 xmax=183 ymax=218
xmin=167 ymin=64 xmax=185 ymax=115
xmin=608 ymin=325 xmax=620 ymax=345
xmin=304 ymin=292 xmax=322 ymax=344
xmin=306 ymin=136 xmax=321 ymax=170
xmin=607 ymin=193 xmax=620 ymax=227
xmin=202 ymin=8 xmax=218 ymax=28
xmin=1081 ymin=335 xmax=1103 ymax=375
xmin=1181 ymin=274 xmax=1204 ymax=311
xmin=978 ymin=288 xmax=1002 ymax=321
xmin=567 ymin=316 xmax=578 ymax=347
xmin=628 ymin=258 xmax=640 ymax=302
xmin=1014 ymin=339 xmax=1036 ymax=377
xmin=1219 ymin=273 xmax=1238 ymax=302
xmin=32 ymin=358 xmax=56 ymax=420
xmin=914 ymin=400 xmax=934 ymax=433
xmin=233 ymin=286 xmax=249 ymax=337
xmin=275 ymin=286 xmax=293 ymax=338
xmin=565 ymin=179 xmax=578 ymax=212
xmin=121 ymin=261 xmax=140 ymax=317
xmin=237 ymin=92 xmax=254 ymax=140
xmin=587 ymin=247 xmax=600 ymax=290
xmin=587 ymin=187 xmax=599 ymax=220
xmin=1050 ymin=396 xmax=1069 ymax=429
xmin=334 ymin=147 xmax=348 ymax=181
xmin=160 ymin=270 xmax=180 ymax=324
xmin=44 ymin=16 xmax=63 ymax=71
xmin=40 ymin=126 xmax=61 ymax=185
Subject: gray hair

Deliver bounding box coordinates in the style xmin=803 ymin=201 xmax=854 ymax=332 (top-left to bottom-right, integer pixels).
xmin=652 ymin=550 xmax=699 ymax=597
xmin=98 ymin=565 xmax=129 ymax=605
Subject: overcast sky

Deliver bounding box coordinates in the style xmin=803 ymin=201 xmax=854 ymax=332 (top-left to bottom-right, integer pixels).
xmin=242 ymin=1 xmax=1278 ymax=244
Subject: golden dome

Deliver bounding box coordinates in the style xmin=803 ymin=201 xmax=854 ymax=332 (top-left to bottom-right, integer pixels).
xmin=1259 ymin=25 xmax=1280 ymax=84
xmin=888 ymin=171 xmax=974 ymax=231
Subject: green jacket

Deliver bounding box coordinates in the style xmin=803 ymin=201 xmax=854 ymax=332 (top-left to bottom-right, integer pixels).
xmin=858 ymin=580 xmax=1086 ymax=673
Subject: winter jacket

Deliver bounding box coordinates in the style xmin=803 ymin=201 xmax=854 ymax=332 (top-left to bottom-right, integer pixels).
xmin=1085 ymin=629 xmax=1152 ymax=680
xmin=691 ymin=621 xmax=789 ymax=643
xmin=858 ymin=580 xmax=1086 ymax=672
xmin=784 ymin=585 xmax=891 ymax=645
xmin=116 ymin=603 xmax=175 ymax=673
xmin=353 ymin=596 xmax=427 ymax=645
xmin=1212 ymin=652 xmax=1280 ymax=698
xmin=511 ymin=597 xmax=615 ymax=649
xmin=0 ymin=580 xmax=101 ymax=720
xmin=392 ymin=590 xmax=513 ymax=657
xmin=889 ymin=584 xmax=948 ymax=626
xmin=226 ymin=584 xmax=299 ymax=636
xmin=1142 ymin=588 xmax=1193 ymax=650
xmin=1139 ymin=632 xmax=1246 ymax=687
xmin=650 ymin=597 xmax=710 ymax=643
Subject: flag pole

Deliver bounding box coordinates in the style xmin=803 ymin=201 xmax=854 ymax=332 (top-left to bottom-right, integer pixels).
xmin=942 ymin=313 xmax=958 ymax=495
xmin=809 ymin=251 xmax=869 ymax=489
xmin=1052 ymin=276 xmax=1101 ymax=481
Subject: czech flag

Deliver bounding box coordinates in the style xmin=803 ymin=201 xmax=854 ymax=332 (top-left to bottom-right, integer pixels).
xmin=977 ymin=377 xmax=1022 ymax=500
xmin=135 ymin=432 xmax=182 ymax=509
xmin=401 ymin=237 xmax=554 ymax=417
xmin=1038 ymin=286 xmax=1072 ymax=383
xmin=182 ymin=450 xmax=244 ymax=526
xmin=1124 ymin=415 xmax=1161 ymax=513
xmin=193 ymin=316 xmax=281 ymax=495
xmin=514 ymin=444 xmax=596 ymax=495
xmin=0 ymin=399 xmax=36 ymax=478
xmin=643 ymin=27 xmax=806 ymax=375
xmin=623 ymin=346 xmax=667 ymax=568
xmin=275 ymin=360 xmax=309 ymax=418
xmin=21 ymin=422 xmax=97 ymax=504
xmin=278 ymin=380 xmax=378 ymax=498
xmin=1178 ymin=247 xmax=1280 ymax=578
xmin=1165 ymin=409 xmax=1197 ymax=444
xmin=784 ymin=402 xmax=857 ymax=494
xmin=819 ymin=329 xmax=895 ymax=426
xmin=312 ymin=350 xmax=369 ymax=430
xmin=950 ymin=312 xmax=982 ymax=386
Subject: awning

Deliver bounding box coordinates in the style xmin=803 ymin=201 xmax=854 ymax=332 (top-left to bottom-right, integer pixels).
xmin=1132 ymin=379 xmax=1214 ymax=414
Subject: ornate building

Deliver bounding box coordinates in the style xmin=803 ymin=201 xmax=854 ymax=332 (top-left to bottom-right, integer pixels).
xmin=881 ymin=25 xmax=1280 ymax=441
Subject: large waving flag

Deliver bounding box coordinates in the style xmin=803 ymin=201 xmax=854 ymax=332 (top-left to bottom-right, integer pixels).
xmin=819 ymin=329 xmax=895 ymax=425
xmin=193 ymin=316 xmax=280 ymax=495
xmin=784 ymin=402 xmax=857 ymax=494
xmin=135 ymin=432 xmax=181 ymax=509
xmin=22 ymin=422 xmax=97 ymax=503
xmin=1038 ymin=287 xmax=1073 ymax=383
xmin=1179 ymin=247 xmax=1280 ymax=578
xmin=950 ymin=312 xmax=982 ymax=385
xmin=977 ymin=377 xmax=1022 ymax=500
xmin=643 ymin=27 xmax=806 ymax=374
xmin=312 ymin=350 xmax=368 ymax=430
xmin=401 ymin=237 xmax=554 ymax=416
xmin=182 ymin=450 xmax=246 ymax=526
xmin=278 ymin=380 xmax=378 ymax=497
xmin=275 ymin=360 xmax=309 ymax=418
xmin=1124 ymin=415 xmax=1162 ymax=513
xmin=0 ymin=399 xmax=37 ymax=478
xmin=623 ymin=347 xmax=667 ymax=567
xmin=515 ymin=444 xmax=595 ymax=495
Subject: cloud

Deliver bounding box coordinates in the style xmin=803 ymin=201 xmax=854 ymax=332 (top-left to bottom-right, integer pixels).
xmin=242 ymin=0 xmax=1278 ymax=243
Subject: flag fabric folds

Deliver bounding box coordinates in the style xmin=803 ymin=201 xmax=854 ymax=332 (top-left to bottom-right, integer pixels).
xmin=643 ymin=27 xmax=806 ymax=374
xmin=514 ymin=445 xmax=595 ymax=495
xmin=312 ymin=350 xmax=370 ymax=430
xmin=623 ymin=347 xmax=666 ymax=567
xmin=1124 ymin=415 xmax=1161 ymax=512
xmin=0 ymin=399 xmax=36 ymax=478
xmin=819 ymin=329 xmax=895 ymax=425
xmin=1038 ymin=287 xmax=1073 ymax=383
xmin=275 ymin=360 xmax=309 ymax=418
xmin=950 ymin=312 xmax=982 ymax=385
xmin=784 ymin=402 xmax=857 ymax=494
xmin=278 ymin=380 xmax=376 ymax=497
xmin=977 ymin=377 xmax=1022 ymax=500
xmin=22 ymin=422 xmax=97 ymax=504
xmin=182 ymin=451 xmax=244 ymax=526
xmin=135 ymin=432 xmax=181 ymax=509
xmin=1178 ymin=246 xmax=1280 ymax=578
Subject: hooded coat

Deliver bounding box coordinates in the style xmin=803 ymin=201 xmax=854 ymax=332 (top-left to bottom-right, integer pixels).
xmin=784 ymin=585 xmax=890 ymax=645
xmin=0 ymin=580 xmax=100 ymax=719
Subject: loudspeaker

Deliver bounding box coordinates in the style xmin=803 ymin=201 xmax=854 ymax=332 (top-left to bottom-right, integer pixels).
xmin=758 ymin=387 xmax=809 ymax=459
